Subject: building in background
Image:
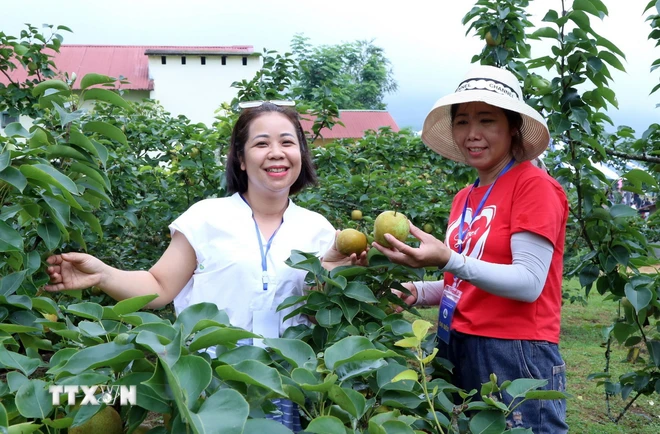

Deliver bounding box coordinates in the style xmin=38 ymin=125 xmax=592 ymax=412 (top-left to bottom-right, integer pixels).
xmin=1 ymin=44 xmax=260 ymax=128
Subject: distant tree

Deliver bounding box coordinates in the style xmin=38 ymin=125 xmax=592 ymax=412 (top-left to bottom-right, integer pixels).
xmin=290 ymin=34 xmax=398 ymax=110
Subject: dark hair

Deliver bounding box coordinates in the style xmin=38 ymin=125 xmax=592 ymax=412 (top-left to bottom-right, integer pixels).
xmin=450 ymin=104 xmax=525 ymax=160
xmin=225 ymin=103 xmax=317 ymax=195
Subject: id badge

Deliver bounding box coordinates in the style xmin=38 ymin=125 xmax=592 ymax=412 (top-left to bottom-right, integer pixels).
xmin=252 ymin=309 xmax=280 ymax=349
xmin=437 ymin=285 xmax=462 ymax=344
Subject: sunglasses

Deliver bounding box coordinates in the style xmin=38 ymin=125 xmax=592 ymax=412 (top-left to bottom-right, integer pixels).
xmin=237 ymin=100 xmax=296 ymax=109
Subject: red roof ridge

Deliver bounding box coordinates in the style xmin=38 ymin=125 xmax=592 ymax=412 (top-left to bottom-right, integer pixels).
xmin=60 ymin=44 xmax=253 ymax=49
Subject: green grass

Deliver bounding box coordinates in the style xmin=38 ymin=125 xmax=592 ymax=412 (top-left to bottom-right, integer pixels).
xmin=410 ymin=280 xmax=660 ymax=433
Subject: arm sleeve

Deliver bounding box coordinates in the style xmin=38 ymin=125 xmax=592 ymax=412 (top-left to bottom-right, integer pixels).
xmin=441 ymin=231 xmax=553 ymax=302
xmin=412 ymin=279 xmax=445 ymax=306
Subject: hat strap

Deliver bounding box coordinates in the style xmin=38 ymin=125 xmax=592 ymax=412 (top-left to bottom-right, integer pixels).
xmin=455 ymin=77 xmax=519 ymax=100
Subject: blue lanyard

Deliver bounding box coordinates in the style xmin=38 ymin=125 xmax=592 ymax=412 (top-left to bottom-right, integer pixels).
xmin=240 ymin=194 xmax=284 ymax=290
xmin=457 ymin=159 xmax=516 ymax=254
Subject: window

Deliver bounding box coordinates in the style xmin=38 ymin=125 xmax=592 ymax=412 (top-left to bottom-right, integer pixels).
xmin=1 ymin=112 xmax=19 ymax=128
xmin=161 ymin=56 xmax=166 ymax=65
xmin=242 ymin=56 xmax=247 ymax=66
xmin=181 ymin=56 xmax=186 ymax=65
xmin=221 ymin=56 xmax=227 ymax=65
xmin=201 ymin=56 xmax=206 ymax=65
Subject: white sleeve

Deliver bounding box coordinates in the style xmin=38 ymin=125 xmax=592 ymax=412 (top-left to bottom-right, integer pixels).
xmin=412 ymin=279 xmax=445 ymax=306
xmin=441 ymin=231 xmax=554 ymax=302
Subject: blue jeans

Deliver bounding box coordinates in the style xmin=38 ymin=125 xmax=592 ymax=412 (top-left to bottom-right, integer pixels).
xmin=438 ymin=330 xmax=568 ymax=434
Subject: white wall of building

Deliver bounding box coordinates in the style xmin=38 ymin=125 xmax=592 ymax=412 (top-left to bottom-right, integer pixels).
xmin=147 ymin=54 xmax=260 ymax=126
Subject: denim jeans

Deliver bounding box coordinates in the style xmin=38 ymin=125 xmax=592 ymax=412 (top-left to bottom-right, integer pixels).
xmin=438 ymin=330 xmax=568 ymax=434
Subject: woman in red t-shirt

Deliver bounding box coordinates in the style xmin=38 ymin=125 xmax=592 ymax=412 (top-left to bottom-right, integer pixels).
xmin=373 ymin=65 xmax=569 ymax=433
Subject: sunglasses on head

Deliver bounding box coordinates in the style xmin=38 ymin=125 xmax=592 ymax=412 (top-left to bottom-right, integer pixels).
xmin=237 ymin=100 xmax=296 ymax=109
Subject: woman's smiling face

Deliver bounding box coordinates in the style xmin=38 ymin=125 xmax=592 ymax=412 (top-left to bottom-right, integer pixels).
xmin=452 ymin=101 xmax=516 ymax=179
xmin=240 ymin=112 xmax=302 ymax=197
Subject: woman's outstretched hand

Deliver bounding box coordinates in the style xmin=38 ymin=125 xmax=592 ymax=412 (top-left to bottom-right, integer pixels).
xmin=44 ymin=252 xmax=107 ymax=292
xmin=372 ymin=221 xmax=452 ymax=269
xmin=322 ymin=231 xmax=369 ymax=270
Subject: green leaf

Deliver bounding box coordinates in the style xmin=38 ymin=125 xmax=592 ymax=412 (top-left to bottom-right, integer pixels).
xmin=15 ymin=380 xmax=53 ymax=419
xmin=624 ymin=283 xmax=653 ymax=313
xmin=3 ymin=123 xmax=31 ymax=138
xmin=83 ymin=121 xmax=128 ymax=146
xmin=189 ymin=389 xmax=249 ymax=434
xmin=0 ymin=402 xmax=7 ymax=427
xmin=579 ymin=264 xmax=600 ymax=287
xmin=468 ymin=411 xmax=507 ymax=434
xmin=37 ymin=222 xmax=61 ymax=250
xmin=343 ymin=281 xmax=378 ymax=302
xmin=172 ymin=355 xmax=213 ymax=409
xmin=609 ymin=204 xmax=637 ymax=218
xmin=648 ymin=340 xmax=660 ymax=368
xmin=79 ymin=73 xmax=115 ymax=90
xmin=216 ymin=345 xmax=271 ymax=365
xmin=324 ymin=336 xmax=400 ymax=370
xmin=81 ymin=88 xmax=130 ymax=109
xmin=529 ymin=27 xmax=558 ymax=39
xmin=392 ymin=369 xmax=418 ymax=382
xmin=328 ymin=384 xmax=366 ymax=418
xmin=0 ymin=324 xmax=40 ymax=333
xmin=623 ymin=169 xmax=658 ymax=187
xmin=568 ymin=10 xmax=592 ymax=33
xmin=0 ymin=347 xmax=40 ymax=376
xmin=0 ymin=149 xmax=9 ymax=172
xmin=573 ymin=0 xmax=603 ymax=18
xmin=525 ymin=390 xmax=571 ymax=399
xmin=262 ymin=338 xmax=317 ymax=369
xmin=31 ymin=79 xmax=69 ymax=97
xmin=69 ymin=162 xmax=110 ymax=190
xmin=0 ymin=220 xmax=24 ymax=253
xmin=69 ymin=128 xmax=101 ymax=159
xmin=305 ymin=416 xmax=346 ymax=434
xmin=7 ymin=422 xmax=42 ymax=434
xmin=216 ymin=360 xmax=286 ymax=395
xmin=412 ymin=319 xmax=432 ymax=341
xmin=188 ymin=326 xmax=259 ymax=352
xmin=112 ymin=294 xmax=159 ymax=315
xmin=48 ymin=342 xmax=144 ymax=375
xmin=136 ymin=329 xmax=181 ymax=367
xmin=315 ymin=306 xmax=343 ymax=327
xmin=599 ymin=51 xmax=625 ymax=72
xmin=76 ymin=210 xmax=104 ymax=237
xmin=173 ymin=302 xmax=231 ymax=337
xmin=504 ymin=378 xmax=548 ymax=399
xmin=66 ymin=302 xmax=104 ymax=320
xmin=0 ymin=166 xmax=28 ymax=192
xmin=20 ymin=164 xmax=82 ymax=210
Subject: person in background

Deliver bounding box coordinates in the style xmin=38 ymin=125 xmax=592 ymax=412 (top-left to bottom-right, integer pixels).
xmin=44 ymin=101 xmax=365 ymax=433
xmin=373 ymin=65 xmax=569 ymax=433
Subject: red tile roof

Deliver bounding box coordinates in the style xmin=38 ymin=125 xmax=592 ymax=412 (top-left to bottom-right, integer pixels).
xmin=300 ymin=110 xmax=400 ymax=139
xmin=0 ymin=45 xmax=254 ymax=91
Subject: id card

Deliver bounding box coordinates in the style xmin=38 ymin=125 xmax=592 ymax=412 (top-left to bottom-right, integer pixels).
xmin=437 ymin=285 xmax=462 ymax=344
xmin=252 ymin=309 xmax=280 ymax=349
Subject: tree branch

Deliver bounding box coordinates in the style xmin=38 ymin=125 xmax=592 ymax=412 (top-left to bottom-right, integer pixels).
xmin=600 ymin=147 xmax=660 ymax=164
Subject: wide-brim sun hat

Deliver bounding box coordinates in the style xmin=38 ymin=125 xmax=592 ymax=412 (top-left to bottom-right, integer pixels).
xmin=421 ymin=65 xmax=550 ymax=164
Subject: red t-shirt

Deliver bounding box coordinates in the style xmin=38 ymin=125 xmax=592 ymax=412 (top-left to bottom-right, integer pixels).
xmin=443 ymin=161 xmax=568 ymax=343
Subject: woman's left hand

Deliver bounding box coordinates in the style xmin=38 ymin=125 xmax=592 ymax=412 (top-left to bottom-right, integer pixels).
xmin=372 ymin=221 xmax=451 ymax=269
xmin=322 ymin=231 xmax=369 ymax=270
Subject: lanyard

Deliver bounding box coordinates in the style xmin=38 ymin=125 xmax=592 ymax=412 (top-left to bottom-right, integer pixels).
xmin=457 ymin=158 xmax=515 ymax=254
xmin=240 ymin=194 xmax=284 ymax=290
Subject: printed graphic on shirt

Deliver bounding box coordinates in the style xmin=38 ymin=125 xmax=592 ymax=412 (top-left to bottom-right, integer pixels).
xmin=445 ymin=204 xmax=497 ymax=288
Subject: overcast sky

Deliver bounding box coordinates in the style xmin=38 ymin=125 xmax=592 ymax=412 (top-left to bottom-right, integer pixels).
xmin=4 ymin=0 xmax=658 ymax=134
